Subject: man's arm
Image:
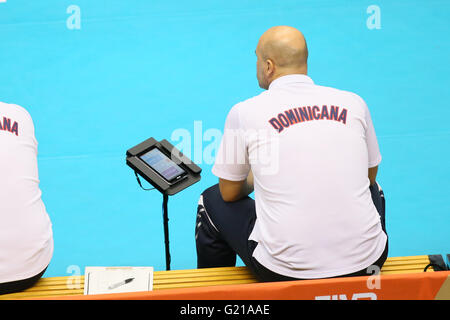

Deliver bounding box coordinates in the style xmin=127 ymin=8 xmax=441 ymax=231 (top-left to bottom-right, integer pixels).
xmin=369 ymin=165 xmax=378 ymax=186
xmin=219 ymin=170 xmax=254 ymax=202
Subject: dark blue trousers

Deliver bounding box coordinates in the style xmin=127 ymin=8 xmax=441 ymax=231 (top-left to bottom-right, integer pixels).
xmin=195 ymin=183 xmax=388 ymax=282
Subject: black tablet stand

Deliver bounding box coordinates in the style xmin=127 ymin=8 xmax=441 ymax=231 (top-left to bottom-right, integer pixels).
xmin=126 ymin=137 xmax=202 ymax=270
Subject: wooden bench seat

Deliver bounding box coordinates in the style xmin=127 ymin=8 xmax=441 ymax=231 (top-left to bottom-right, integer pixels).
xmin=0 ymin=255 xmax=440 ymax=300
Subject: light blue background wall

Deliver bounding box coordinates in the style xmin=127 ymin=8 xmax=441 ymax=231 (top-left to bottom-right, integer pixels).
xmin=0 ymin=0 xmax=448 ymax=277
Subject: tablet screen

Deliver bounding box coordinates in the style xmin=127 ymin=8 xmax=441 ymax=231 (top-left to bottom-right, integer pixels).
xmin=139 ymin=148 xmax=186 ymax=182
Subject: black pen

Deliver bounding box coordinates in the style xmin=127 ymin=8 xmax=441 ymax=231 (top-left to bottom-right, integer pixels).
xmin=108 ymin=277 xmax=134 ymax=290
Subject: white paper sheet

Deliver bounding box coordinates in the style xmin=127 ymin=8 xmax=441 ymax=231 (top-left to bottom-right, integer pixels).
xmin=84 ymin=267 xmax=153 ymax=295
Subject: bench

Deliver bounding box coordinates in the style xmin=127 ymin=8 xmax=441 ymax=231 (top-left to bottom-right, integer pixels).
xmin=0 ymin=254 xmax=447 ymax=300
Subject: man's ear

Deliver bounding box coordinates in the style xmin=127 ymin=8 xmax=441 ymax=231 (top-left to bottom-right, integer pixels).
xmin=266 ymin=59 xmax=275 ymax=76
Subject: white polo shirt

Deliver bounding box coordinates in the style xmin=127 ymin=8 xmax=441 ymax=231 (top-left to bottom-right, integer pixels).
xmin=212 ymin=74 xmax=387 ymax=279
xmin=0 ymin=102 xmax=53 ymax=283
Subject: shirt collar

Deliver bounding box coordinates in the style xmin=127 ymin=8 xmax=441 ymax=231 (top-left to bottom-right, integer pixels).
xmin=268 ymin=74 xmax=314 ymax=90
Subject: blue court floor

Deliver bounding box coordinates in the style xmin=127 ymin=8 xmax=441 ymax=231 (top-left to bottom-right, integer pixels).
xmin=0 ymin=0 xmax=448 ymax=277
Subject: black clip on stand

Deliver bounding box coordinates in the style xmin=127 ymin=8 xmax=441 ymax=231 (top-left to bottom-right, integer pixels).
xmin=126 ymin=137 xmax=202 ymax=270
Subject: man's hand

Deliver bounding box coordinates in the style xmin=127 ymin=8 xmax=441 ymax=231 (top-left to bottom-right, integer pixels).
xmin=219 ymin=171 xmax=254 ymax=202
xmin=369 ymin=166 xmax=378 ymax=186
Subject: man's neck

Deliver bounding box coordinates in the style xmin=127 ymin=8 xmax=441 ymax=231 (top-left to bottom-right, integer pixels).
xmin=268 ymin=69 xmax=308 ymax=88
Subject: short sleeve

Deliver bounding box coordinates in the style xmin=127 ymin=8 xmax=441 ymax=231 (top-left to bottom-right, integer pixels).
xmin=362 ymin=101 xmax=382 ymax=168
xmin=211 ymin=104 xmax=250 ymax=181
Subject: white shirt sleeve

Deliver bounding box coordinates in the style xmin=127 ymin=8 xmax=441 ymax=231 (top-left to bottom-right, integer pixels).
xmin=212 ymin=104 xmax=250 ymax=181
xmin=16 ymin=104 xmax=38 ymax=146
xmin=362 ymin=101 xmax=382 ymax=168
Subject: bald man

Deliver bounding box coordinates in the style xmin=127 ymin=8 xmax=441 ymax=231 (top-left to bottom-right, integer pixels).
xmin=195 ymin=26 xmax=387 ymax=281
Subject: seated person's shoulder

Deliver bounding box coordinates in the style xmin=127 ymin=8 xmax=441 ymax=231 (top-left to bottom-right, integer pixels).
xmin=230 ymin=91 xmax=271 ymax=115
xmin=1 ymin=102 xmax=34 ymax=122
xmin=314 ymin=85 xmax=369 ymax=112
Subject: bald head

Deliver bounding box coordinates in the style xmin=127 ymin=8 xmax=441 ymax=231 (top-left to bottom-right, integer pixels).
xmin=255 ymin=26 xmax=308 ymax=89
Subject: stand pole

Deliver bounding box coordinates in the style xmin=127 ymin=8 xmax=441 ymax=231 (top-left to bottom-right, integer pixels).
xmin=162 ymin=193 xmax=171 ymax=271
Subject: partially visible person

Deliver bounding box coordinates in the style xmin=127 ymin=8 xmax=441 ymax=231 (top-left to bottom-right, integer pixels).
xmin=0 ymin=102 xmax=53 ymax=295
